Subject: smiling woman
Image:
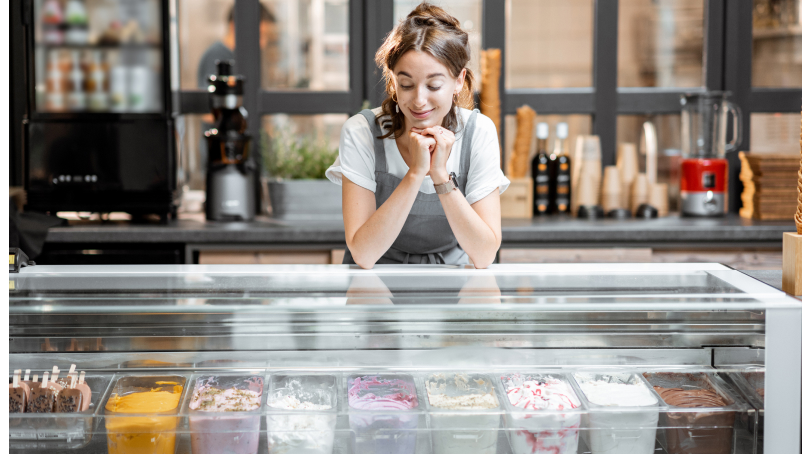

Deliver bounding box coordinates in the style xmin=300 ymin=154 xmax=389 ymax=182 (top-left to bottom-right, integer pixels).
xmin=325 ymin=2 xmax=509 ymax=269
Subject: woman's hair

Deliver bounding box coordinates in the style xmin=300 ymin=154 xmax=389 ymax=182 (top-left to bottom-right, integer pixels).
xmin=374 ymin=2 xmax=475 ymax=140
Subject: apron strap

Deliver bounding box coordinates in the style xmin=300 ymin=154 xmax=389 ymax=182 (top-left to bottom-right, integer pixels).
xmin=358 ymin=109 xmax=387 ymax=173
xmin=402 ymin=252 xmax=446 ymax=264
xmin=458 ymin=109 xmax=480 ymax=192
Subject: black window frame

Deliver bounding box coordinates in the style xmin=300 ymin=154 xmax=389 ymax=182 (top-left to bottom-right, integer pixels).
xmin=167 ymin=0 xmax=802 ymax=213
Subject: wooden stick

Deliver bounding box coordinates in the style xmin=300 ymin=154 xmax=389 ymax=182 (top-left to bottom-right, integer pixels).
xmin=78 ymin=371 xmax=85 ymax=385
xmin=13 ymin=370 xmax=20 ymax=388
xmin=41 ymin=372 xmax=49 ymax=389
xmin=23 ymin=370 xmax=30 ymax=381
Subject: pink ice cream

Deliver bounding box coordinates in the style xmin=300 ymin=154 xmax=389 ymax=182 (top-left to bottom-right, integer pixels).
xmin=505 ymin=375 xmax=580 ymax=411
xmin=348 ymin=375 xmax=418 ymax=454
xmin=502 ymin=374 xmax=581 ymax=454
xmin=348 ymin=376 xmax=418 ymax=410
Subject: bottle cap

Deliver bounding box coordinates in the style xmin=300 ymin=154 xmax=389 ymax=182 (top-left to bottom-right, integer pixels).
xmin=556 ymin=122 xmax=568 ymax=139
xmin=536 ymin=122 xmax=549 ymax=139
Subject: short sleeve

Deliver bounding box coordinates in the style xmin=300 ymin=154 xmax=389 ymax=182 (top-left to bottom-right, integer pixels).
xmin=325 ymin=114 xmax=377 ymax=192
xmin=463 ymin=113 xmax=511 ymax=204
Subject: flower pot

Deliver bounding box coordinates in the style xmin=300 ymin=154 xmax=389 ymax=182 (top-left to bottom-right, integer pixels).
xmin=266 ymin=179 xmax=342 ymax=218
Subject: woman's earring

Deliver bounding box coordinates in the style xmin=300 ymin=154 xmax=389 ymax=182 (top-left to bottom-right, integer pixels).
xmin=396 ymin=103 xmax=399 ymax=113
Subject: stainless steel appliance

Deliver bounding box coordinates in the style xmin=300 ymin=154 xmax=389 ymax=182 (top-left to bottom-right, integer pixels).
xmin=680 ymin=91 xmax=742 ymax=217
xmin=8 ymin=263 xmax=801 ymax=453
xmin=23 ymin=0 xmax=176 ymax=219
xmin=204 ymin=60 xmax=256 ymax=221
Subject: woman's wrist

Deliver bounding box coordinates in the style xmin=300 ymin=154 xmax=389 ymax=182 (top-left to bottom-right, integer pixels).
xmin=405 ymin=169 xmax=427 ymax=184
xmin=430 ymin=169 xmax=450 ymax=185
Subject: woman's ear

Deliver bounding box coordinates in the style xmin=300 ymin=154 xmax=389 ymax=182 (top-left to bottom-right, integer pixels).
xmin=454 ymin=68 xmax=467 ymax=93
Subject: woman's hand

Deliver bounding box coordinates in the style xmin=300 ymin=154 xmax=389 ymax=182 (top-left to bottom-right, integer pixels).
xmin=407 ymin=130 xmax=437 ymax=177
xmin=411 ymin=126 xmax=455 ymax=184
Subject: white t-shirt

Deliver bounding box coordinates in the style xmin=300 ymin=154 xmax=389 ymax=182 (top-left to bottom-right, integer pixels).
xmin=326 ymin=107 xmax=509 ymax=205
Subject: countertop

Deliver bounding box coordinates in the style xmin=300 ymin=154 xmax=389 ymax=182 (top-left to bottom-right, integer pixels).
xmin=44 ymin=213 xmax=794 ymax=248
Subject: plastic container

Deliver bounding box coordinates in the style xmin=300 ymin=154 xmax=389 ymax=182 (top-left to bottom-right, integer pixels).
xmin=727 ymin=369 xmax=764 ymax=452
xmin=643 ymin=372 xmax=745 ymax=454
xmin=425 ymin=372 xmax=501 ymax=454
xmin=8 ymin=373 xmax=113 ymax=451
xmin=266 ymin=374 xmax=337 ymax=454
xmin=347 ymin=374 xmax=421 ymax=454
xmin=103 ymin=374 xmax=187 ymax=454
xmin=500 ymin=372 xmax=583 ymax=454
xmin=186 ymin=374 xmax=264 ymax=454
xmin=572 ymin=372 xmax=660 ymax=454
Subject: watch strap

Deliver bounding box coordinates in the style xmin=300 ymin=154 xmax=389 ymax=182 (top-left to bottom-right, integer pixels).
xmin=434 ymin=172 xmax=459 ymax=194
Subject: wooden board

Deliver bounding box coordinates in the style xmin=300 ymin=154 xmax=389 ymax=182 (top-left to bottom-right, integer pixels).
xmin=500 ymin=178 xmax=533 ymax=218
xmin=199 ymin=250 xmax=333 ymax=264
xmin=783 ymin=232 xmax=802 ymax=295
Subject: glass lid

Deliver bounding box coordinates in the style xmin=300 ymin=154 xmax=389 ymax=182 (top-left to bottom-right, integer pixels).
xmin=9 ymin=263 xmax=798 ymax=311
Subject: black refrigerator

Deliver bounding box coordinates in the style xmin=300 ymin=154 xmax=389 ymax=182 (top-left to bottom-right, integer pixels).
xmin=22 ymin=0 xmax=177 ymax=220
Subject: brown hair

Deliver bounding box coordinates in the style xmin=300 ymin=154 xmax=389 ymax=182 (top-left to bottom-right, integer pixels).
xmin=374 ymin=2 xmax=475 ymax=140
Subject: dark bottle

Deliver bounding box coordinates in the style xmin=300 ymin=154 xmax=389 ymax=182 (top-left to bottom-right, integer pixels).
xmin=549 ymin=122 xmax=571 ymax=214
xmin=531 ymin=122 xmax=551 ymax=216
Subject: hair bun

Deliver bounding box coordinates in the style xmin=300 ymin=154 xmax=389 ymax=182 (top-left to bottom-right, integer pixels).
xmin=407 ymin=2 xmax=460 ymax=29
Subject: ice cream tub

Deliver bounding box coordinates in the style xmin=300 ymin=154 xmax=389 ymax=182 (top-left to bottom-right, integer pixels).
xmin=425 ymin=372 xmax=501 ymax=454
xmin=572 ymin=371 xmax=660 ymax=454
xmin=347 ymin=373 xmax=421 ymax=454
xmin=643 ymin=372 xmax=745 ymax=454
xmin=185 ymin=374 xmax=264 ymax=454
xmin=266 ymin=373 xmax=337 ymax=454
xmin=8 ymin=372 xmax=113 ymax=451
xmin=499 ymin=372 xmax=583 ymax=454
xmin=103 ymin=374 xmax=188 ymax=454
xmin=9 ymin=372 xmax=111 ymax=448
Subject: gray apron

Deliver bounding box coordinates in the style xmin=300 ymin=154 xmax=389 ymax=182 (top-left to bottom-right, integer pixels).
xmin=343 ymin=108 xmax=480 ymax=265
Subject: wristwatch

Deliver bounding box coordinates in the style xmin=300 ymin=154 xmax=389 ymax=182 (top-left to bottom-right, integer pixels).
xmin=434 ymin=172 xmax=459 ymax=195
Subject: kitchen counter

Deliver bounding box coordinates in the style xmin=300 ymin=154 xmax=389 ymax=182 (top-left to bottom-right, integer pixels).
xmin=44 ymin=213 xmax=793 ymax=248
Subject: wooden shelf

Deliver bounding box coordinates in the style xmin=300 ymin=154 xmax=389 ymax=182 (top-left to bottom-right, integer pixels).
xmin=753 ymin=24 xmax=802 ymax=40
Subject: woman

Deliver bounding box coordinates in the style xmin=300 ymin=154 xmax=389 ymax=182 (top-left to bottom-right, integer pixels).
xmin=326 ymin=2 xmax=509 ymax=269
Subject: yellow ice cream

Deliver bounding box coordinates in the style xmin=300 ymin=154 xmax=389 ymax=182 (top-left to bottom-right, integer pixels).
xmin=105 ymin=383 xmax=183 ymax=454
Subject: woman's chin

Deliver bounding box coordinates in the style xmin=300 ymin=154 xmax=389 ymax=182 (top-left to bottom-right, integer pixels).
xmin=408 ymin=115 xmax=444 ymax=129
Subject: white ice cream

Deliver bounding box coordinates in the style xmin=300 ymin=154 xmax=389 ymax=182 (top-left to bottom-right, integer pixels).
xmin=574 ymin=374 xmax=658 ymax=454
xmin=267 ymin=395 xmax=335 ymax=454
xmin=576 ymin=380 xmax=657 ymax=407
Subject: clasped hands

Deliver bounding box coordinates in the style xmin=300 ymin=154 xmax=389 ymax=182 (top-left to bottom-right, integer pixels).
xmin=407 ymin=126 xmax=454 ymax=185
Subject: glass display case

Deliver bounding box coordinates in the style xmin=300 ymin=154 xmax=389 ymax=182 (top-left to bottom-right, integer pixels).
xmin=8 ymin=263 xmax=801 ymax=453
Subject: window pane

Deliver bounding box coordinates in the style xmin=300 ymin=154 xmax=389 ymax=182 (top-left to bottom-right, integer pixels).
xmin=262 ymin=114 xmax=348 ymax=178
xmin=752 ymin=0 xmax=802 ymax=87
xmin=616 ymin=115 xmax=682 ymax=212
xmin=394 ymin=1 xmax=483 ymax=83
xmin=506 ymin=0 xmax=593 ymax=88
xmin=751 ymin=113 xmax=801 ymax=154
xmin=178 ymin=0 xmax=234 ymax=89
xmin=503 ymin=114 xmax=592 ymax=171
xmin=262 ymin=0 xmax=349 ymax=91
xmin=618 ymin=0 xmax=704 ymax=88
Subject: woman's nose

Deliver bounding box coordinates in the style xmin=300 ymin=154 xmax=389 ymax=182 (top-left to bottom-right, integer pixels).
xmin=413 ymin=87 xmax=428 ymax=108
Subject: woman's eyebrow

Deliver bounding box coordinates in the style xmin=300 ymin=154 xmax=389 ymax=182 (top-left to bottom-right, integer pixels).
xmin=397 ymin=71 xmax=445 ymax=79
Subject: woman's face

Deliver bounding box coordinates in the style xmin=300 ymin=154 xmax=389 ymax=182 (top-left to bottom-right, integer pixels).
xmin=393 ymin=50 xmax=465 ymax=131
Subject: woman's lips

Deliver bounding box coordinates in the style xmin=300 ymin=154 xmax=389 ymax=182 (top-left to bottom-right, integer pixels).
xmin=409 ymin=108 xmax=434 ymax=119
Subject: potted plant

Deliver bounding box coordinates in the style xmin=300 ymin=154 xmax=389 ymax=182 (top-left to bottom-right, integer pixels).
xmin=262 ymin=129 xmax=341 ymax=218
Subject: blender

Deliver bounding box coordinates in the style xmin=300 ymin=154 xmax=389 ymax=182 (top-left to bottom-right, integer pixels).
xmin=204 ymin=60 xmax=257 ymax=221
xmin=680 ymin=91 xmax=742 ymax=217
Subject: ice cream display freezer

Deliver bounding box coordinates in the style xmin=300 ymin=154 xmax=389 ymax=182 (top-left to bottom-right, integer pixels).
xmin=8 ymin=263 xmax=802 ymax=454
